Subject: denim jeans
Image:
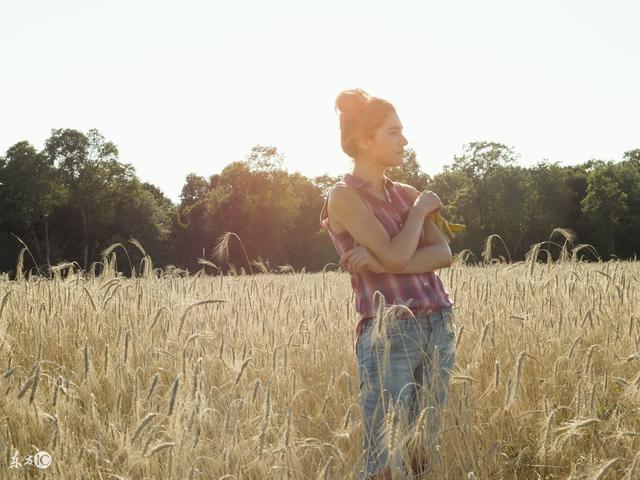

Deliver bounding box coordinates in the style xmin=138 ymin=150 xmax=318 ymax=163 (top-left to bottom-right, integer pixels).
xmin=355 ymin=307 xmax=457 ymax=479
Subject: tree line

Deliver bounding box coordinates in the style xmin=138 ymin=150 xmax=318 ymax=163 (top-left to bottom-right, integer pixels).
xmin=1 ymin=128 xmax=638 ymax=277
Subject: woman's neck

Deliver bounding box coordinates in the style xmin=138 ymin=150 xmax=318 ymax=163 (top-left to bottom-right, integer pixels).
xmin=351 ymin=163 xmax=387 ymax=196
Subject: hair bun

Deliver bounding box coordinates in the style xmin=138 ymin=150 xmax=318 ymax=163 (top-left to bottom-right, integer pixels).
xmin=335 ymin=88 xmax=371 ymax=117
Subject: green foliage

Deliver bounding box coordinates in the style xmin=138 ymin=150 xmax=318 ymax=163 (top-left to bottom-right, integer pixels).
xmin=581 ymin=161 xmax=629 ymax=257
xmin=0 ymin=129 xmax=175 ymax=275
xmin=580 ymin=158 xmax=640 ymax=258
xmin=0 ymin=141 xmax=68 ymax=268
xmin=312 ymin=173 xmax=342 ymax=198
xmin=1 ymin=131 xmax=639 ymax=275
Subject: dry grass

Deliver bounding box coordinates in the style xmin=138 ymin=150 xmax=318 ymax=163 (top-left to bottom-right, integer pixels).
xmin=0 ymin=248 xmax=639 ymax=478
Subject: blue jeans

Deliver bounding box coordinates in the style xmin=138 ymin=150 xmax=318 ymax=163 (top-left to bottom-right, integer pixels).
xmin=355 ymin=307 xmax=457 ymax=479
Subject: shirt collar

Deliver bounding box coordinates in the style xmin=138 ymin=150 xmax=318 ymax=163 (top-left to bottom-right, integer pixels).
xmin=342 ymin=173 xmax=393 ymax=190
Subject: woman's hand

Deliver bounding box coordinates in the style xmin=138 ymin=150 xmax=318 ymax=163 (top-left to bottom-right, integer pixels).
xmin=339 ymin=246 xmax=386 ymax=274
xmin=414 ymin=190 xmax=443 ymax=216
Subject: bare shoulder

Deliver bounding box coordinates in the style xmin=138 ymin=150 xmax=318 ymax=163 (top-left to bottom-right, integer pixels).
xmin=327 ymin=183 xmax=365 ymax=209
xmin=328 ymin=184 xmax=353 ymax=210
xmin=395 ymin=182 xmax=420 ymax=202
xmin=327 ymin=184 xmax=361 ymax=233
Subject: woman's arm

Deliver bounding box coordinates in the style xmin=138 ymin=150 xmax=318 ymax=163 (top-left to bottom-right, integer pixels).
xmin=329 ymin=185 xmax=433 ymax=271
xmin=374 ymin=244 xmax=452 ymax=273
xmin=340 ymin=243 xmax=452 ymax=274
xmin=389 ymin=216 xmax=453 ymax=272
xmin=398 ymin=184 xmax=453 ymax=271
xmin=339 ymin=187 xmax=454 ymax=274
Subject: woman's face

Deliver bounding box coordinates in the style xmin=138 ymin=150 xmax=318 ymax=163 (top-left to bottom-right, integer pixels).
xmin=366 ymin=111 xmax=409 ymax=167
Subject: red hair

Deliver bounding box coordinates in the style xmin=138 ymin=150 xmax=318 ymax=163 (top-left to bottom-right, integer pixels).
xmin=334 ymin=88 xmax=396 ymax=159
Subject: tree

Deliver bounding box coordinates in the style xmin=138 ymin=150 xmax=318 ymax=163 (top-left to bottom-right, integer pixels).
xmin=451 ymin=141 xmax=518 ymax=179
xmin=280 ymin=172 xmax=327 ymax=270
xmin=172 ymin=173 xmax=215 ymax=269
xmin=612 ymin=157 xmax=640 ymax=258
xmin=245 ymin=145 xmax=284 ymax=174
xmin=108 ymin=179 xmax=175 ymax=272
xmin=580 ymin=161 xmax=629 ymax=257
xmin=623 ymin=148 xmax=640 ymax=166
xmin=41 ymin=128 xmax=174 ymax=272
xmin=521 ymin=161 xmax=583 ymax=257
xmin=0 ymin=141 xmax=67 ymax=271
xmin=444 ymin=141 xmax=519 ymax=256
xmin=180 ymin=173 xmax=209 ymax=208
xmin=202 ymin=160 xmax=289 ymax=269
xmin=312 ymin=174 xmax=342 ymax=199
xmin=44 ymin=128 xmax=126 ymax=269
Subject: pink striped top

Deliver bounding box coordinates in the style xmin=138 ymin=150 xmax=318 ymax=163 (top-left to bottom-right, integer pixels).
xmin=319 ymin=173 xmax=454 ymax=340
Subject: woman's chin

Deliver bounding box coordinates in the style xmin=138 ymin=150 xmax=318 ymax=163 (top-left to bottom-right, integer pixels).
xmin=381 ymin=157 xmax=403 ymax=168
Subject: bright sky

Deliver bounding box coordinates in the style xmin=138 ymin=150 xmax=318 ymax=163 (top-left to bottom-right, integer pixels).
xmin=1 ymin=1 xmax=638 ymax=204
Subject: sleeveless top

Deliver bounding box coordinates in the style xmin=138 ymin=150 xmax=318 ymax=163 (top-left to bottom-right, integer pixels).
xmin=319 ymin=173 xmax=454 ymax=341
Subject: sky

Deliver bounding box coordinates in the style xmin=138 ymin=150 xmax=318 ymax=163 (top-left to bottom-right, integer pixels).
xmin=1 ymin=0 xmax=638 ymax=204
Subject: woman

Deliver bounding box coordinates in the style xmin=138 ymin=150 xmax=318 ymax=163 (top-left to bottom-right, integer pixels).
xmin=319 ymin=88 xmax=457 ymax=479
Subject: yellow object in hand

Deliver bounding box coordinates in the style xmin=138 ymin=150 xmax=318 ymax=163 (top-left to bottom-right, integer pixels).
xmin=429 ymin=211 xmax=465 ymax=244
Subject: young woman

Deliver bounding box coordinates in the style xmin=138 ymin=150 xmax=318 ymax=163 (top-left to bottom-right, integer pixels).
xmin=319 ymin=88 xmax=457 ymax=479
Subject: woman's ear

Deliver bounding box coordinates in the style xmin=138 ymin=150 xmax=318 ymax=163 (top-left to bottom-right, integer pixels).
xmin=356 ymin=132 xmax=373 ymax=153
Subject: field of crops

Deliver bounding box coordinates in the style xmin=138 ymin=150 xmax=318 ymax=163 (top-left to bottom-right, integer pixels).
xmin=1 ymin=255 xmax=639 ymax=479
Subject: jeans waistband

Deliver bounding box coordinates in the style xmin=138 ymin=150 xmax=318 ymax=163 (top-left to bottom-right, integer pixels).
xmin=360 ymin=306 xmax=452 ymax=329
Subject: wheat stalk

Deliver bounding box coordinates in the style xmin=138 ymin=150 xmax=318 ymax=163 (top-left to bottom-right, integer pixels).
xmin=233 ymin=357 xmax=251 ymax=387
xmin=146 ymin=441 xmax=176 ymax=458
xmin=212 ymin=232 xmax=254 ymax=275
xmin=591 ymin=457 xmax=622 ymax=480
xmin=131 ymin=413 xmax=159 ymax=445
xmin=167 ymin=375 xmax=181 ymax=416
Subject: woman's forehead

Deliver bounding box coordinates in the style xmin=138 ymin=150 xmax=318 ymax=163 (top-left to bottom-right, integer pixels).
xmin=383 ymin=112 xmax=402 ymax=129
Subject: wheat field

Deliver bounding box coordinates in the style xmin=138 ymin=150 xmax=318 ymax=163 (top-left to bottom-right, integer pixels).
xmin=1 ymin=248 xmax=639 ymax=479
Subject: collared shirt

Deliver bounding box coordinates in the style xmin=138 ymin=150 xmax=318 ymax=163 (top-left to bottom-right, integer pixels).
xmin=319 ymin=173 xmax=454 ymax=342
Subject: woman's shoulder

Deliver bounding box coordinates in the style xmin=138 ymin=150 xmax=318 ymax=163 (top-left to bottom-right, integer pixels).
xmin=327 ymin=181 xmax=362 ymax=207
xmin=392 ymin=181 xmax=420 ymax=202
xmin=322 ymin=182 xmax=355 ymax=235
